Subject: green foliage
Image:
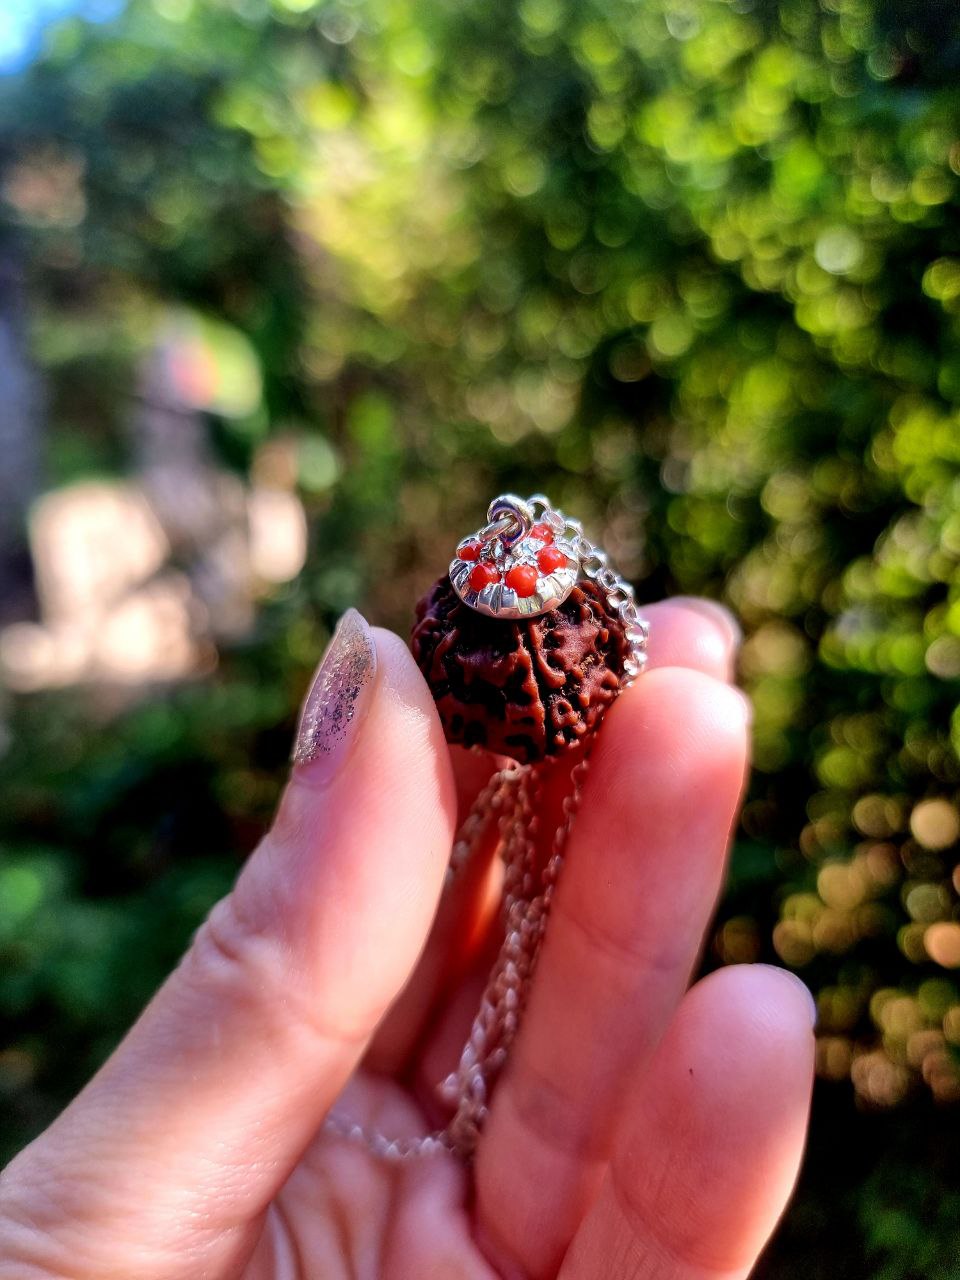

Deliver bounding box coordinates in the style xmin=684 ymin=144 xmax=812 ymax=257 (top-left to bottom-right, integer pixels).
xmin=1 ymin=0 xmax=960 ymax=1272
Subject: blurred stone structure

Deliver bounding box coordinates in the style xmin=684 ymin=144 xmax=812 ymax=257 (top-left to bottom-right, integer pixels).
xmin=0 ymin=318 xmax=306 ymax=692
xmin=0 ymin=247 xmax=42 ymax=625
xmin=131 ymin=325 xmax=257 ymax=641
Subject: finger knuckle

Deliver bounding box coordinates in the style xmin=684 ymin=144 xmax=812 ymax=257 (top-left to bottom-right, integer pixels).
xmin=183 ymin=893 xmax=369 ymax=1053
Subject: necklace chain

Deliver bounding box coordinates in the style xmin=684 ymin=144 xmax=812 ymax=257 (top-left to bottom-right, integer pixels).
xmin=323 ymin=498 xmax=648 ymax=1161
xmin=526 ymin=494 xmax=649 ymax=685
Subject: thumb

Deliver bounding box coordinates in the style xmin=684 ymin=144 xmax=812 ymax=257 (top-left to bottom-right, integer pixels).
xmin=0 ymin=611 xmax=456 ymax=1280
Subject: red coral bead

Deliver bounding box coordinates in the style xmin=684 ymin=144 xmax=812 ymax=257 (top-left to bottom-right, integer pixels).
xmin=530 ymin=522 xmax=554 ymax=543
xmin=505 ymin=564 xmax=539 ymax=597
xmin=459 ymin=541 xmax=481 ymax=561
xmin=469 ymin=562 xmax=500 ymax=591
xmin=537 ymin=545 xmax=569 ymax=574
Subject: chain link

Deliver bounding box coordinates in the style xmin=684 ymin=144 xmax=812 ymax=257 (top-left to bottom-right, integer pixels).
xmin=528 ymin=494 xmax=649 ymax=683
xmin=445 ymin=762 xmax=522 ymax=889
xmin=323 ymin=496 xmax=648 ymax=1161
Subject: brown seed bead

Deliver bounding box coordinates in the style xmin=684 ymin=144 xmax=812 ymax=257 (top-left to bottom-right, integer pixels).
xmin=410 ymin=575 xmax=630 ymax=763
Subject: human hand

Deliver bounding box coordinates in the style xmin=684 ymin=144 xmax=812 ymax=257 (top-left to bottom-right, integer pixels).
xmin=0 ymin=601 xmax=814 ymax=1280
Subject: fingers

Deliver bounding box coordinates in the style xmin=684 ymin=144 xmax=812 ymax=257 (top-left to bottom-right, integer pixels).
xmin=394 ymin=593 xmax=742 ymax=1081
xmin=0 ymin=614 xmax=456 ymax=1280
xmin=367 ymin=760 xmax=504 ymax=1074
xmin=643 ymin=596 xmax=740 ymax=681
xmin=475 ymin=667 xmax=751 ymax=1278
xmin=559 ymin=965 xmax=816 ymax=1280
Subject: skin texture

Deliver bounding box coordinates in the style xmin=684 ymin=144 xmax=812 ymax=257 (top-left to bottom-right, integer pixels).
xmin=0 ymin=598 xmax=815 ymax=1280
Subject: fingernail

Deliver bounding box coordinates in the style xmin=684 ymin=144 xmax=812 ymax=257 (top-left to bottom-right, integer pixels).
xmin=292 ymin=609 xmax=378 ymax=781
xmin=756 ymin=964 xmax=819 ymax=1028
xmin=673 ymin=596 xmax=742 ymax=651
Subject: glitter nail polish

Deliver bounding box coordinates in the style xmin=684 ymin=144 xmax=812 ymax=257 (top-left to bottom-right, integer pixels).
xmin=292 ymin=608 xmax=378 ymax=779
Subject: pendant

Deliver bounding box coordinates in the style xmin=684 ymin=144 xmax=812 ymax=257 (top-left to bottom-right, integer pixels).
xmin=325 ymin=494 xmax=649 ymax=1162
xmin=411 ymin=493 xmax=649 ymax=763
xmin=449 ymin=493 xmax=580 ymax=619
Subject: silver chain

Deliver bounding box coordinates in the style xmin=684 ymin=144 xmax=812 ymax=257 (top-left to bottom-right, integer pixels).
xmin=323 ymin=497 xmax=648 ymax=1161
xmin=526 ymin=493 xmax=649 ymax=685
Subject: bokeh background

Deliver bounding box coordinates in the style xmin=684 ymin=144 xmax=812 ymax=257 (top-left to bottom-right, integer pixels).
xmin=1 ymin=0 xmax=959 ymax=1273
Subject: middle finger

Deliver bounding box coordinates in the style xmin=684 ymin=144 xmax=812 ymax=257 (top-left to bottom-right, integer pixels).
xmin=475 ymin=664 xmax=751 ymax=1278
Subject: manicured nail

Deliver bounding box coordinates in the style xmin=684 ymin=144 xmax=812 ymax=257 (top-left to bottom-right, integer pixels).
xmin=673 ymin=596 xmax=743 ymax=651
xmin=292 ymin=609 xmax=378 ymax=780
